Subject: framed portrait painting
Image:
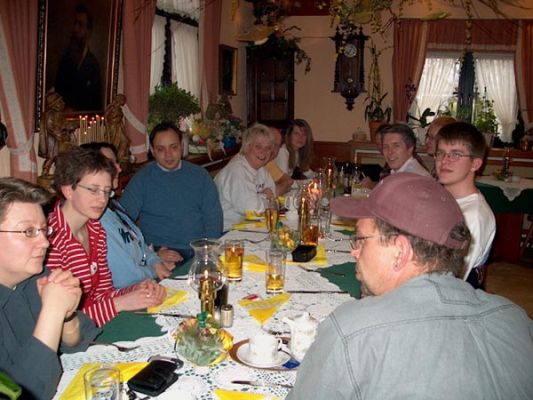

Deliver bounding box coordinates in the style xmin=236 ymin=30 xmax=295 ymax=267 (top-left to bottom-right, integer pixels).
xmin=34 ymin=0 xmax=123 ymax=130
xmin=219 ymin=45 xmax=237 ymax=96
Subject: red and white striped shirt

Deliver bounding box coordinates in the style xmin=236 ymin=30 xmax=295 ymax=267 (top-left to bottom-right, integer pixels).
xmin=46 ymin=202 xmax=133 ymax=327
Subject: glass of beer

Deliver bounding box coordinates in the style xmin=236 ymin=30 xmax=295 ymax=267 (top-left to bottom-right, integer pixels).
xmin=302 ymin=215 xmax=319 ymax=246
xmin=264 ymin=197 xmax=279 ymax=234
xmin=265 ymin=249 xmax=285 ymax=294
xmin=224 ymin=239 xmax=244 ymax=281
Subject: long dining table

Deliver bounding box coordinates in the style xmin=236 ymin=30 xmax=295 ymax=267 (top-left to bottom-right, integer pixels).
xmin=54 ymin=224 xmax=359 ymax=399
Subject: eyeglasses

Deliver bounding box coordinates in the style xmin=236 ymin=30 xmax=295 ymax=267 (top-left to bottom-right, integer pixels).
xmin=0 ymin=226 xmax=53 ymax=238
xmin=349 ymin=234 xmax=380 ymax=250
xmin=350 ymin=233 xmax=397 ymax=250
xmin=77 ymin=184 xmax=115 ymax=198
xmin=434 ymin=150 xmax=472 ymax=162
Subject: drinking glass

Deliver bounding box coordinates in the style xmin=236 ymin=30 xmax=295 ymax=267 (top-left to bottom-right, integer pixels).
xmin=265 ymin=250 xmax=286 ymax=294
xmin=84 ymin=367 xmax=120 ymax=400
xmin=319 ymin=206 xmax=332 ymax=238
xmin=302 ymin=215 xmax=319 ymax=246
xmin=264 ymin=197 xmax=279 ymax=234
xmin=224 ymin=239 xmax=244 ymax=281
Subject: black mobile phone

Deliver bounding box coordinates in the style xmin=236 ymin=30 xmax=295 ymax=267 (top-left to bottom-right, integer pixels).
xmin=127 ymin=358 xmax=180 ymax=396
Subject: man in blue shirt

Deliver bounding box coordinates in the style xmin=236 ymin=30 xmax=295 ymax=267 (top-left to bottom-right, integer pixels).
xmin=120 ymin=122 xmax=223 ymax=260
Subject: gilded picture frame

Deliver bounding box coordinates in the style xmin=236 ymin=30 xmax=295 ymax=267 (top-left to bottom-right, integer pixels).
xmin=34 ymin=0 xmax=123 ymax=130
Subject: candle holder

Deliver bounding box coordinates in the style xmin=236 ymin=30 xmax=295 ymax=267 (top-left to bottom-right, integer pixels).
xmin=188 ymin=239 xmax=225 ymax=316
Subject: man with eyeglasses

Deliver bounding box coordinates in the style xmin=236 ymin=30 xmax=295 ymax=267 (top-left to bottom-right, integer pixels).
xmin=434 ymin=122 xmax=495 ymax=288
xmin=287 ymin=173 xmax=533 ymax=400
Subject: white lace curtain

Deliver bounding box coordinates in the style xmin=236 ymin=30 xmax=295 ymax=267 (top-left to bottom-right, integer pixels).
xmin=150 ymin=15 xmax=166 ymax=94
xmin=410 ymin=53 xmax=461 ymax=140
xmin=475 ymin=54 xmax=518 ymax=143
xmin=171 ymin=21 xmax=200 ymax=100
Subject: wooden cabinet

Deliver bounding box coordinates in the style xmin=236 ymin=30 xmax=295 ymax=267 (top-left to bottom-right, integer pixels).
xmin=246 ymin=41 xmax=294 ymax=128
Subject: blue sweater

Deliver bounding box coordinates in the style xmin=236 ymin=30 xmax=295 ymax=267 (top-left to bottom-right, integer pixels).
xmin=120 ymin=161 xmax=223 ymax=259
xmin=100 ymin=200 xmax=160 ymax=288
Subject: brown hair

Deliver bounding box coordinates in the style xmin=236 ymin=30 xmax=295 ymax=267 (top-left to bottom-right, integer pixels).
xmin=436 ymin=122 xmax=487 ymax=160
xmin=53 ymin=147 xmax=116 ymax=199
xmin=0 ymin=177 xmax=51 ymax=224
xmin=286 ymin=119 xmax=314 ymax=172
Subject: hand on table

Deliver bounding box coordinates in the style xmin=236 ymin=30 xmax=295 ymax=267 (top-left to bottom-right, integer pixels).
xmin=158 ymin=246 xmax=183 ymax=266
xmin=114 ymin=280 xmax=166 ymax=312
xmin=262 ymin=188 xmax=274 ymax=199
xmin=154 ymin=261 xmax=173 ymax=280
xmin=37 ymin=269 xmax=82 ymax=318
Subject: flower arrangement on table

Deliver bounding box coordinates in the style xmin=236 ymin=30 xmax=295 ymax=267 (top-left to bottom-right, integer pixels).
xmin=189 ymin=108 xmax=244 ymax=160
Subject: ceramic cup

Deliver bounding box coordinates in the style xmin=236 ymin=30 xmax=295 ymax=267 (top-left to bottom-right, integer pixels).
xmin=247 ymin=333 xmax=282 ymax=365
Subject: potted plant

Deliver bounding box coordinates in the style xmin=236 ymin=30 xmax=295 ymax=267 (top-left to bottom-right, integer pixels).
xmin=364 ymin=44 xmax=392 ymax=143
xmin=473 ymin=88 xmax=498 ymax=147
xmin=148 ymin=83 xmax=200 ymax=133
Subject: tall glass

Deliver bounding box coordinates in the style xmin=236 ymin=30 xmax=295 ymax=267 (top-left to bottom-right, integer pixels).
xmin=265 ymin=250 xmax=286 ymax=294
xmin=264 ymin=197 xmax=279 ymax=234
xmin=224 ymin=239 xmax=245 ymax=282
xmin=302 ymin=214 xmax=319 ymax=246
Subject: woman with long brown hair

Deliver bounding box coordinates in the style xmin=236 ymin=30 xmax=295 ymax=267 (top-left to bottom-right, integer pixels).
xmin=276 ymin=119 xmax=315 ymax=179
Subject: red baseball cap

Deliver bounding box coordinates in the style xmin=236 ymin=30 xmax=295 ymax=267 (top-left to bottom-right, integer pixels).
xmin=331 ymin=173 xmax=467 ymax=249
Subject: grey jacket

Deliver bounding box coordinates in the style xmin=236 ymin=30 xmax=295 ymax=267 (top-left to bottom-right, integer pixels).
xmin=288 ymin=273 xmax=533 ymax=400
xmin=0 ymin=270 xmax=100 ymax=399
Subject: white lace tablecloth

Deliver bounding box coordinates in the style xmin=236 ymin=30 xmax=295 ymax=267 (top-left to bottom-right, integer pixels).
xmin=56 ymin=229 xmax=355 ymax=399
xmin=477 ymin=175 xmax=533 ymax=201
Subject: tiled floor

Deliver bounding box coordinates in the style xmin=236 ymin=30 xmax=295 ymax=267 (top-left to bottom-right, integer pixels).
xmin=485 ymin=262 xmax=533 ymax=318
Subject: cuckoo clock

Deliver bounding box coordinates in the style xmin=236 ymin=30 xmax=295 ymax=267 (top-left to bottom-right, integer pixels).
xmin=332 ymin=26 xmax=368 ymax=111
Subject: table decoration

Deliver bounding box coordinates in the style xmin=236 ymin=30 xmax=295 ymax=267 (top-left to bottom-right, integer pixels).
xmin=172 ymin=312 xmax=233 ymax=367
xmin=188 ymin=239 xmax=225 ymax=315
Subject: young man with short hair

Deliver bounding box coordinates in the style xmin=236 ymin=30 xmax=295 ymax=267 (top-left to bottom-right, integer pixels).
xmin=435 ymin=122 xmax=496 ymax=287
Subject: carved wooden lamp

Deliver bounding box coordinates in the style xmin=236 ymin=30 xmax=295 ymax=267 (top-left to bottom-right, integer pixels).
xmin=332 ymin=26 xmax=368 ymax=111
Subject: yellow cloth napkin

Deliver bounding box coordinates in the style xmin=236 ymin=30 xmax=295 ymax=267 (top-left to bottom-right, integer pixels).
xmin=238 ymin=293 xmax=290 ymax=325
xmin=214 ymin=389 xmax=280 ymax=400
xmin=147 ymin=288 xmax=189 ymax=313
xmin=60 ymin=362 xmax=148 ymax=400
xmin=244 ymin=255 xmax=268 ymax=272
xmin=287 ymin=244 xmax=328 ymax=267
xmin=232 ymin=221 xmax=266 ymax=230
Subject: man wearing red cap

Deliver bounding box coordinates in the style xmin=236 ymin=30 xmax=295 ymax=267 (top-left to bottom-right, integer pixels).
xmin=287 ymin=173 xmax=533 ymax=400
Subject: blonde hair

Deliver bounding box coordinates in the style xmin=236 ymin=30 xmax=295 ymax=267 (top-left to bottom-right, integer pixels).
xmin=240 ymin=123 xmax=275 ymax=155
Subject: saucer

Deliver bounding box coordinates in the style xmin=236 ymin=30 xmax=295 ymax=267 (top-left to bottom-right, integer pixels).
xmin=234 ymin=342 xmax=290 ymax=369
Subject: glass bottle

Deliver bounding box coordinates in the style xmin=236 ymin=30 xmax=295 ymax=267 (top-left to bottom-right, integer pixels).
xmin=322 ymin=157 xmax=337 ymax=195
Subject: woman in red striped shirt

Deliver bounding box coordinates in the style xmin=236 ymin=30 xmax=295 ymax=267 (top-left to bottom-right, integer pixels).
xmin=46 ymin=147 xmax=165 ymax=327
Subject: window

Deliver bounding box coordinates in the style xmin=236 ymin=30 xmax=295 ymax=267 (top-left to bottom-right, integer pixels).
xmin=411 ymin=51 xmax=518 ymax=143
xmin=150 ymin=4 xmax=200 ymax=100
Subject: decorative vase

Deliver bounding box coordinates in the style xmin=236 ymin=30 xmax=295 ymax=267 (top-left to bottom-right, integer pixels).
xmin=368 ymin=120 xmax=385 ymax=144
